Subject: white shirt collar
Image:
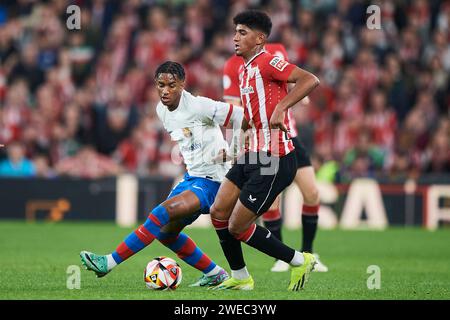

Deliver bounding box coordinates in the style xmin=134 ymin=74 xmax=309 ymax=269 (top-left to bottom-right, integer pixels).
xmin=244 ymin=49 xmax=266 ymax=68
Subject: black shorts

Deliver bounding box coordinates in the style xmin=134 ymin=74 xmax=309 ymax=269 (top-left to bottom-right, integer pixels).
xmin=292 ymin=136 xmax=312 ymax=169
xmin=225 ymin=151 xmax=297 ymax=216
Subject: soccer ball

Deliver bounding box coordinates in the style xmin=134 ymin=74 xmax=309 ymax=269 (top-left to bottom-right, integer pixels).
xmin=144 ymin=256 xmax=182 ymax=290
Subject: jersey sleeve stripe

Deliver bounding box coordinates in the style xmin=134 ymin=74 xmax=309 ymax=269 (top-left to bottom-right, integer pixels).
xmin=223 ymin=104 xmax=234 ymax=126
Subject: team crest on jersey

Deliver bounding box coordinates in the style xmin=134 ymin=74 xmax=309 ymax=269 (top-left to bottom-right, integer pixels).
xmin=182 ymin=128 xmax=192 ymax=137
xmin=269 ymin=57 xmax=288 ymax=71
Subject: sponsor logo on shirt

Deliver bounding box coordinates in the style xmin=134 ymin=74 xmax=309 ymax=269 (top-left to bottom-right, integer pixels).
xmin=181 ymin=142 xmax=202 ymax=152
xmin=269 ymin=57 xmax=288 ymax=71
xmin=240 ymin=86 xmax=254 ymax=95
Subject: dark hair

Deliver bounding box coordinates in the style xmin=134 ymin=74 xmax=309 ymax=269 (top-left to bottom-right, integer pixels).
xmin=154 ymin=61 xmax=185 ymax=81
xmin=233 ymin=10 xmax=272 ymax=36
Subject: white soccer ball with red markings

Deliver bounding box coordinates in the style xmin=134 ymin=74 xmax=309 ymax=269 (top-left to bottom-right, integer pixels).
xmin=144 ymin=256 xmax=182 ymax=290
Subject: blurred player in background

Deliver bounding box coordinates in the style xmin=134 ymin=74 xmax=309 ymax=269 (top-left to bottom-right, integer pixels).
xmin=210 ymin=10 xmax=320 ymax=291
xmin=223 ymin=43 xmax=328 ymax=273
xmin=81 ymin=61 xmax=244 ymax=287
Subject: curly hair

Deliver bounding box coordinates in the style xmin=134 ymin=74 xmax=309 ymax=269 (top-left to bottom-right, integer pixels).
xmin=154 ymin=61 xmax=186 ymax=81
xmin=233 ymin=10 xmax=272 ymax=36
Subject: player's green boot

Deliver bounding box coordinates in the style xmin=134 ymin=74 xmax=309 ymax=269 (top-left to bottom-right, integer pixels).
xmin=189 ymin=268 xmax=229 ymax=287
xmin=210 ymin=276 xmax=254 ymax=290
xmin=288 ymin=252 xmax=316 ymax=291
xmin=80 ymin=251 xmax=110 ymax=278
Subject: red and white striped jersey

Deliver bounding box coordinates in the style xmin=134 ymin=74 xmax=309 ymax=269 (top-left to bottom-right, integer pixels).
xmin=239 ymin=51 xmax=296 ymax=157
xmin=223 ymin=43 xmax=298 ymax=138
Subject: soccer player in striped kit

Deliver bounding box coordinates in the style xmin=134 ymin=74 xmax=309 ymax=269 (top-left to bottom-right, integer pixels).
xmin=223 ymin=44 xmax=328 ymax=273
xmin=210 ymin=10 xmax=320 ymax=291
xmin=80 ymin=61 xmax=244 ymax=287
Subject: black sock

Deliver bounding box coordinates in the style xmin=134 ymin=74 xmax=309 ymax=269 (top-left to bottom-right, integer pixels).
xmin=301 ymin=215 xmax=318 ymax=253
xmin=263 ymin=218 xmax=283 ymax=242
xmin=245 ymin=225 xmax=295 ymax=263
xmin=215 ymin=228 xmax=246 ymax=270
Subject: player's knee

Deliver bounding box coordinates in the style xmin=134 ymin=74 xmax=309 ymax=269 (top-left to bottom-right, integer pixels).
xmin=210 ymin=204 xmax=228 ymax=220
xmin=209 ymin=205 xmax=219 ymax=218
xmin=303 ymin=186 xmax=320 ymax=205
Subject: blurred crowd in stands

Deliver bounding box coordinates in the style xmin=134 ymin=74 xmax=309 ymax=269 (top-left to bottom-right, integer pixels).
xmin=0 ymin=0 xmax=449 ymax=182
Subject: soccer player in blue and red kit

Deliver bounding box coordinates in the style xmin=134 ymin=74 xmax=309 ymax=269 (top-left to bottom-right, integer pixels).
xmin=80 ymin=61 xmax=244 ymax=287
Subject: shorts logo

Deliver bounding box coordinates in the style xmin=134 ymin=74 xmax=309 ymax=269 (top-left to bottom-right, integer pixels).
xmin=248 ymin=195 xmax=257 ymax=203
xmin=269 ymin=57 xmax=288 ymax=71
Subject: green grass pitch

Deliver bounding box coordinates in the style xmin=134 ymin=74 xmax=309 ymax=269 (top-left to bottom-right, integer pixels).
xmin=0 ymin=221 xmax=449 ymax=300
